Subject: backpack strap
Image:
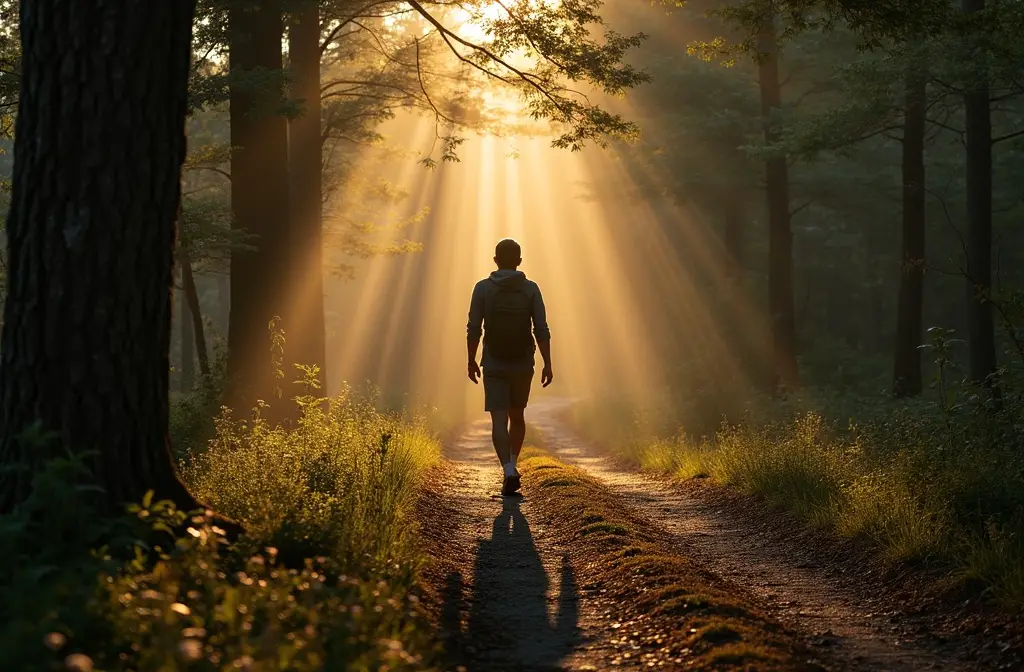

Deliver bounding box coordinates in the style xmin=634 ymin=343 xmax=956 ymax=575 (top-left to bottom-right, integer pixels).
xmin=484 ymin=280 xmax=530 ymax=308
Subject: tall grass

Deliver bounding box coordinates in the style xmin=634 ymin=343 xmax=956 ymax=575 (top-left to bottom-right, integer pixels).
xmin=183 ymin=385 xmax=439 ymax=577
xmin=571 ymin=388 xmax=1024 ymax=609
xmin=0 ymin=386 xmax=442 ymax=671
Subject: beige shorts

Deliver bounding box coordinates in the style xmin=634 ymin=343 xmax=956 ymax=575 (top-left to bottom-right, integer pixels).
xmin=483 ymin=369 xmax=534 ymax=411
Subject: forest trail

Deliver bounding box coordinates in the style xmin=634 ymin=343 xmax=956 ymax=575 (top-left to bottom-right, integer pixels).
xmin=427 ymin=421 xmax=614 ymax=671
xmin=426 ymin=398 xmax=978 ymax=671
xmin=523 ymin=398 xmax=970 ymax=672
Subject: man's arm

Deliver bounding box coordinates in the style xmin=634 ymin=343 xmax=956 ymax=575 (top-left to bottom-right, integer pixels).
xmin=467 ymin=282 xmax=485 ymax=383
xmin=532 ymin=285 xmax=553 ymax=387
xmin=537 ymin=340 xmax=553 ymax=387
xmin=467 ymin=338 xmax=481 ymax=383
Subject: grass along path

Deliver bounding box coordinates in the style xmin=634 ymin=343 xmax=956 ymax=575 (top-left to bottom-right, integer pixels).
xmin=528 ymin=397 xmax=985 ymax=671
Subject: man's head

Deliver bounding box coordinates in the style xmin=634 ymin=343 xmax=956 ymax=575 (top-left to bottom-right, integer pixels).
xmin=494 ymin=238 xmax=522 ymax=270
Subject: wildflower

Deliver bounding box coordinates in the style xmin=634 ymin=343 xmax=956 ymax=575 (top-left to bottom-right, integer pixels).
xmin=44 ymin=632 xmax=67 ymax=650
xmin=64 ymin=654 xmax=93 ymax=672
xmin=232 ymin=655 xmax=254 ymax=671
xmin=177 ymin=639 xmax=203 ymax=662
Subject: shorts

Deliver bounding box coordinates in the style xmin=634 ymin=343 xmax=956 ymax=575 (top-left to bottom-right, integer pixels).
xmin=483 ymin=369 xmax=534 ymax=411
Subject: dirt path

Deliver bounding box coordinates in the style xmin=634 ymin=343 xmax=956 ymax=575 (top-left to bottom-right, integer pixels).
xmin=428 ymin=422 xmax=613 ymax=672
xmin=526 ymin=397 xmax=972 ymax=672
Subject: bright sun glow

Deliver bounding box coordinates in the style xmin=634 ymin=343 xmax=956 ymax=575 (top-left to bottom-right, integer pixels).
xmin=450 ymin=3 xmax=506 ymax=43
xmin=305 ymin=1 xmax=766 ymax=425
xmin=321 ymin=109 xmax=766 ymax=424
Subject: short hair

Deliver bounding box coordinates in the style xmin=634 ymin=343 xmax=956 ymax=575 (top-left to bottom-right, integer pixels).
xmin=495 ymin=238 xmax=522 ymax=267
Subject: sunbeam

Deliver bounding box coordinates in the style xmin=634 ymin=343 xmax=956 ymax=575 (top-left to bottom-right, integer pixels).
xmin=322 ymin=109 xmax=764 ymax=424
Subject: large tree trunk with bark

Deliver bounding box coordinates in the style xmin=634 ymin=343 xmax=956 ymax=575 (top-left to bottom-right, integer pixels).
xmin=893 ymin=63 xmax=927 ymax=398
xmin=226 ymin=0 xmax=292 ymax=412
xmin=0 ymin=0 xmax=202 ymax=514
xmin=288 ymin=1 xmax=327 ymax=391
xmin=962 ymin=0 xmax=999 ymax=396
xmin=757 ymin=15 xmax=798 ymax=390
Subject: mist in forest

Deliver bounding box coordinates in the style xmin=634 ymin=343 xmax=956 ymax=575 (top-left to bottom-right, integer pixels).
xmin=319 ymin=114 xmax=759 ymax=422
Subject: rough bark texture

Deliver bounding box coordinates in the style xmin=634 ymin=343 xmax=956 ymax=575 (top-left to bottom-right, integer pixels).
xmin=0 ymin=0 xmax=200 ymax=513
xmin=225 ymin=0 xmax=292 ymax=412
xmin=962 ymin=0 xmax=999 ymax=394
xmin=182 ymin=253 xmax=210 ymax=378
xmin=288 ymin=2 xmax=327 ymax=391
xmin=757 ymin=16 xmax=799 ymax=390
xmin=893 ymin=65 xmax=927 ymax=398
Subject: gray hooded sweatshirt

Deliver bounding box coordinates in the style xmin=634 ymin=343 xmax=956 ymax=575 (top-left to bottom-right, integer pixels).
xmin=467 ymin=269 xmax=551 ymax=372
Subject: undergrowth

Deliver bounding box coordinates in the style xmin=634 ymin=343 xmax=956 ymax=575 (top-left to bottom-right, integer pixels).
xmin=570 ymin=336 xmax=1024 ymax=608
xmin=0 ymin=382 xmax=442 ymax=671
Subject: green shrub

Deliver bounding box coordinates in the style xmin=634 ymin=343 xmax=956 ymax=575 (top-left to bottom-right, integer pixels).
xmin=0 ymin=387 xmax=442 ymax=671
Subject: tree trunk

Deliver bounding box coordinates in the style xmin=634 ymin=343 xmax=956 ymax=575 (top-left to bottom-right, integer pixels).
xmin=287 ymin=1 xmax=327 ymax=391
xmin=182 ymin=252 xmax=210 ymax=379
xmin=757 ymin=15 xmax=799 ymax=390
xmin=893 ymin=62 xmax=927 ymax=397
xmin=180 ymin=272 xmax=195 ymax=393
xmin=226 ymin=0 xmax=292 ymax=412
xmin=962 ymin=0 xmax=999 ymax=395
xmin=0 ymin=0 xmax=203 ymax=514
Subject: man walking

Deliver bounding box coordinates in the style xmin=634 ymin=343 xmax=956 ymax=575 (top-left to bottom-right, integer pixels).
xmin=467 ymin=238 xmax=553 ymax=495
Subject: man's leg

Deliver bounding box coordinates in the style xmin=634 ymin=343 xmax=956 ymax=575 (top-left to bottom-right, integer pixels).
xmin=502 ymin=370 xmax=533 ymax=494
xmin=489 ymin=409 xmax=511 ymax=466
xmin=508 ymin=407 xmax=526 ymax=466
xmin=484 ymin=371 xmax=514 ymax=472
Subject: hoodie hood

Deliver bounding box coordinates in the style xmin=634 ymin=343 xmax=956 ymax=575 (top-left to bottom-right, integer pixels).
xmin=489 ymin=269 xmax=527 ymax=286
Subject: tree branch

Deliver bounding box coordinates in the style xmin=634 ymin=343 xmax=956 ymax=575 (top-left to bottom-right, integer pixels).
xmin=790 ymin=199 xmax=813 ymax=218
xmin=404 ymin=0 xmax=570 ymax=117
xmin=189 ymin=166 xmax=231 ymax=182
xmin=992 ymin=127 xmax=1024 ymax=145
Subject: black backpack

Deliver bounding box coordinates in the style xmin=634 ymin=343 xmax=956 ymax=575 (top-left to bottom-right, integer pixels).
xmin=484 ymin=282 xmax=535 ymax=360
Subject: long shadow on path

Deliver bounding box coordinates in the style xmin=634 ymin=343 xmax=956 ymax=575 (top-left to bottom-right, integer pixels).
xmin=442 ymin=496 xmax=580 ymax=671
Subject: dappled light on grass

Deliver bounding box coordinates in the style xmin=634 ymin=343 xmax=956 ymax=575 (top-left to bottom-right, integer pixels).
xmin=183 ymin=385 xmax=440 ymax=569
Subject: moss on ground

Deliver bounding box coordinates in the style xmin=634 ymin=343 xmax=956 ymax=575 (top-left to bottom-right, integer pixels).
xmin=519 ymin=451 xmax=824 ymax=671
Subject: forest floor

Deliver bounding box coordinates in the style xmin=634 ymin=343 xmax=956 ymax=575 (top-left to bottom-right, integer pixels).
xmin=418 ymin=398 xmax=1023 ymax=671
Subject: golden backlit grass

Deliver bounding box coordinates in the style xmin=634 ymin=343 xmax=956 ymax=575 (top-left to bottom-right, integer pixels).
xmin=571 ymin=398 xmax=1024 ymax=609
